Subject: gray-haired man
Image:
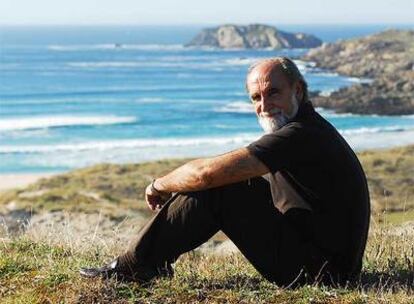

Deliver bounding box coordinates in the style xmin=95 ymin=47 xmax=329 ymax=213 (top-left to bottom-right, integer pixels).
xmin=80 ymin=57 xmax=370 ymax=287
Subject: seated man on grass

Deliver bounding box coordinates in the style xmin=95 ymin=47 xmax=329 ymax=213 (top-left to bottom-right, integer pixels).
xmin=80 ymin=57 xmax=370 ymax=287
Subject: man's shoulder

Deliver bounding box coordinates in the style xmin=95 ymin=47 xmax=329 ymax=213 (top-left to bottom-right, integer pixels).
xmin=290 ymin=109 xmax=338 ymax=135
xmin=277 ymin=120 xmax=313 ymax=136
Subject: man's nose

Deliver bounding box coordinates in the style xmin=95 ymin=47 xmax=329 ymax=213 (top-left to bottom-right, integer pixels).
xmin=261 ymin=97 xmax=272 ymax=113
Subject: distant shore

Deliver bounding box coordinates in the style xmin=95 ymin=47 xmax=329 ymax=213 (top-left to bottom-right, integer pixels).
xmin=303 ymin=29 xmax=414 ymax=115
xmin=1 ymin=140 xmax=414 ymax=193
xmin=0 ymin=173 xmax=56 ymax=191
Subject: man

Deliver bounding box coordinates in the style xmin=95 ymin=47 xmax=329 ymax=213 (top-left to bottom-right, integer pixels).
xmin=80 ymin=57 xmax=370 ymax=286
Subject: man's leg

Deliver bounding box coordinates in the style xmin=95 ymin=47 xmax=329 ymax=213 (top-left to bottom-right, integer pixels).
xmin=78 ymin=177 xmax=316 ymax=285
xmin=116 ymin=177 xmax=310 ymax=284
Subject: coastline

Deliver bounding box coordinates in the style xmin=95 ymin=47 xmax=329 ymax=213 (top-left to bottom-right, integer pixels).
xmin=1 ymin=139 xmax=414 ymax=192
xmin=345 ymin=129 xmax=414 ymax=152
xmin=0 ymin=173 xmax=56 ymax=192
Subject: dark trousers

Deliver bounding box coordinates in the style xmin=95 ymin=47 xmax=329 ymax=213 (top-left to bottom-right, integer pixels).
xmin=118 ymin=177 xmax=327 ymax=286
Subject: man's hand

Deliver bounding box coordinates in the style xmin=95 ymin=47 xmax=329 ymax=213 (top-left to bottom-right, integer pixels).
xmin=145 ymin=183 xmax=172 ymax=211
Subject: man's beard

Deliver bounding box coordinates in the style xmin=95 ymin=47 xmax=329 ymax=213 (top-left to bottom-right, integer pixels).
xmin=258 ymin=94 xmax=299 ymax=134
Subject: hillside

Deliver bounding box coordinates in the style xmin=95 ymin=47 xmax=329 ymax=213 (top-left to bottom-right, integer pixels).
xmin=1 ymin=146 xmax=412 ymax=221
xmin=303 ymin=30 xmax=414 ymax=115
xmin=1 ymin=146 xmax=414 ymax=302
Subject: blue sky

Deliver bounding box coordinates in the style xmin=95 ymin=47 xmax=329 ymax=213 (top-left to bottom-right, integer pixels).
xmin=1 ymin=0 xmax=413 ymax=25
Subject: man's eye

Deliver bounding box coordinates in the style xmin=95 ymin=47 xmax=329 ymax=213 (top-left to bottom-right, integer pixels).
xmin=269 ymin=89 xmax=279 ymax=96
xmin=251 ymin=95 xmax=260 ymax=102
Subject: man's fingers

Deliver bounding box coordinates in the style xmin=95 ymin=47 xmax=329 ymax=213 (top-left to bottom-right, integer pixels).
xmin=147 ymin=198 xmax=158 ymax=210
xmin=148 ymin=201 xmax=158 ymax=211
xmin=144 ymin=183 xmax=172 ymax=211
xmin=146 ymin=194 xmax=165 ymax=211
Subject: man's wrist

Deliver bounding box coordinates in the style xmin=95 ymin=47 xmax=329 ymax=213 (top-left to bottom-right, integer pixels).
xmin=151 ymin=179 xmax=166 ymax=195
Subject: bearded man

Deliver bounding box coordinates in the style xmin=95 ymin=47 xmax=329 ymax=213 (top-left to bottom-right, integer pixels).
xmin=80 ymin=57 xmax=370 ymax=287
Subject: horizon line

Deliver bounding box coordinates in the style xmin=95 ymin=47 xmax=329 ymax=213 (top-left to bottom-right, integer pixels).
xmin=1 ymin=22 xmax=414 ymax=27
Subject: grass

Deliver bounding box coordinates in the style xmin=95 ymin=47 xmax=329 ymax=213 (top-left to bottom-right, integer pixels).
xmin=0 ymin=145 xmax=413 ymax=302
xmin=0 ymin=223 xmax=413 ymax=303
xmin=358 ymin=145 xmax=414 ymax=214
xmin=381 ymin=209 xmax=414 ymax=225
xmin=0 ymin=159 xmax=190 ymax=218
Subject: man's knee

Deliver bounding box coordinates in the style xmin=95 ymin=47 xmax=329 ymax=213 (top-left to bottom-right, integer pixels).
xmin=163 ymin=189 xmax=221 ymax=222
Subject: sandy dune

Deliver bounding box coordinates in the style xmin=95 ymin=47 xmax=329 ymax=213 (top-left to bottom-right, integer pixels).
xmin=0 ymin=173 xmax=56 ymax=191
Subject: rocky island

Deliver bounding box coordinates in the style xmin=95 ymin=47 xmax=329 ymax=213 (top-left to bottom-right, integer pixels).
xmin=186 ymin=24 xmax=322 ymax=49
xmin=303 ymin=29 xmax=414 ymax=115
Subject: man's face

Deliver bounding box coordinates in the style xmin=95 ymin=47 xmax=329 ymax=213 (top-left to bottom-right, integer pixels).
xmin=246 ymin=63 xmax=300 ymax=133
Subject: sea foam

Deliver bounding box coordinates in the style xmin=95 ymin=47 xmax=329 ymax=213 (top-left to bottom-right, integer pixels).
xmin=0 ymin=135 xmax=258 ymax=154
xmin=0 ymin=116 xmax=137 ymax=131
xmin=3 ymin=124 xmax=412 ymax=155
xmin=339 ymin=125 xmax=413 ymax=135
xmin=67 ymin=62 xmax=142 ymax=68
xmin=214 ymin=101 xmax=253 ymax=114
xmin=48 ymin=44 xmax=184 ymax=51
xmin=223 ymin=58 xmax=263 ymax=66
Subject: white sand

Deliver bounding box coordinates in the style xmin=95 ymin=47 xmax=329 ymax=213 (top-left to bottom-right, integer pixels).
xmin=0 ymin=173 xmax=56 ymax=191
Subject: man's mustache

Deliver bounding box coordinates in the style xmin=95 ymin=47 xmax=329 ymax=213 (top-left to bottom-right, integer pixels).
xmin=260 ymin=109 xmax=283 ymax=118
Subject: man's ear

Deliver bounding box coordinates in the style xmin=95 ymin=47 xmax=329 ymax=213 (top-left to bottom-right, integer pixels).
xmin=295 ymin=81 xmax=304 ymax=101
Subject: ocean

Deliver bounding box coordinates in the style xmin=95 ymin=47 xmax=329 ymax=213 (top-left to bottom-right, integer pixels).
xmin=1 ymin=24 xmax=414 ymax=174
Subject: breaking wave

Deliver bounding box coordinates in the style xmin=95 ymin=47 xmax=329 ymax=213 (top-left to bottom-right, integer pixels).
xmin=0 ymin=135 xmax=257 ymax=154
xmin=48 ymin=44 xmax=184 ymax=51
xmin=339 ymin=125 xmax=414 ymax=135
xmin=0 ymin=116 xmax=137 ymax=131
xmin=214 ymin=101 xmax=253 ymax=114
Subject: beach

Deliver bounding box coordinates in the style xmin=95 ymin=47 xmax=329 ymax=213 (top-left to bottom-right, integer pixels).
xmin=0 ymin=173 xmax=56 ymax=191
xmin=1 ymin=124 xmax=414 ymax=192
xmin=1 ymin=129 xmax=414 ymax=193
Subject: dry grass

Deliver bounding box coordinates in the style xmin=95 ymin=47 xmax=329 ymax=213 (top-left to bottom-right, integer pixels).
xmin=0 ymin=159 xmax=190 ymax=219
xmin=358 ymin=145 xmax=414 ymax=216
xmin=0 ymin=145 xmax=413 ymax=302
xmin=1 ymin=145 xmax=413 ymax=222
xmin=1 ymin=218 xmax=414 ymax=303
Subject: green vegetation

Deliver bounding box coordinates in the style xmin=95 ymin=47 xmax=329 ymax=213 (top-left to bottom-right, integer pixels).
xmin=1 ymin=146 xmax=413 ymax=220
xmin=358 ymin=145 xmax=414 ymax=216
xmin=0 ymin=159 xmax=189 ymax=217
xmin=381 ymin=209 xmax=414 ymax=225
xmin=0 ymin=145 xmax=413 ymax=302
xmin=0 ymin=224 xmax=413 ymax=303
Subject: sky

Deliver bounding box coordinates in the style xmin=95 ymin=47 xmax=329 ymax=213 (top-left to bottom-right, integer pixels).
xmin=0 ymin=0 xmax=413 ymax=25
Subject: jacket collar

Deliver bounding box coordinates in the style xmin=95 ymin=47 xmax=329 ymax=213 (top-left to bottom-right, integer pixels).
xmin=292 ymin=100 xmax=315 ymax=121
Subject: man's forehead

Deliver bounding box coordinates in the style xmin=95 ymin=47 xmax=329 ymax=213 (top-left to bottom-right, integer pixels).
xmin=249 ymin=62 xmax=275 ymax=79
xmin=247 ymin=62 xmax=285 ymax=89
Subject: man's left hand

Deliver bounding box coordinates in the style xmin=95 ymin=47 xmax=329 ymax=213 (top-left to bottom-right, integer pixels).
xmin=145 ymin=183 xmax=171 ymax=211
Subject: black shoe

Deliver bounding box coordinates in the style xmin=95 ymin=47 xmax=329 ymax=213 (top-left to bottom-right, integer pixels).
xmin=79 ymin=258 xmax=173 ymax=283
xmin=79 ymin=258 xmax=133 ymax=281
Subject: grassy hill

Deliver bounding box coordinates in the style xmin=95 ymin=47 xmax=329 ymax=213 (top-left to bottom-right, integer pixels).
xmin=1 ymin=145 xmax=413 ymax=220
xmin=0 ymin=159 xmax=189 ymax=217
xmin=0 ymin=222 xmax=413 ymax=303
xmin=358 ymin=145 xmax=414 ymax=222
xmin=0 ymin=145 xmax=414 ymax=303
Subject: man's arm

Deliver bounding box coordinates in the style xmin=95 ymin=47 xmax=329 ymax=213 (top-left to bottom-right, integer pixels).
xmin=146 ymin=147 xmax=269 ymax=210
xmin=155 ymin=147 xmax=268 ymax=192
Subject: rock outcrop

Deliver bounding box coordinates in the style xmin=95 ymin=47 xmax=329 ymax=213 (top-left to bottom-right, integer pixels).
xmin=303 ymin=30 xmax=414 ymax=115
xmin=186 ymin=24 xmax=322 ymax=49
xmin=312 ymin=71 xmax=414 ymax=115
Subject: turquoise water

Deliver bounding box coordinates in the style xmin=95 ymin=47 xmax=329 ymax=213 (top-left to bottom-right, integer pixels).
xmin=1 ymin=25 xmax=414 ymax=173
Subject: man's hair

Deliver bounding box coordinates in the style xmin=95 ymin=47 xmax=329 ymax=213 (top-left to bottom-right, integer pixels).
xmin=245 ymin=57 xmax=309 ymax=102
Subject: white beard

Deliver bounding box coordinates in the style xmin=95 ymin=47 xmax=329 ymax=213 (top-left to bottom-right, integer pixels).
xmin=258 ymin=94 xmax=299 ymax=134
